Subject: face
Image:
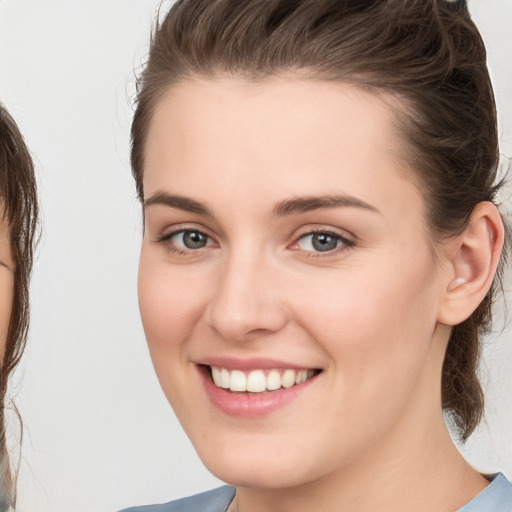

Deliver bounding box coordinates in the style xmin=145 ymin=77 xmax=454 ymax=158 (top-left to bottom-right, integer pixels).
xmin=138 ymin=77 xmax=452 ymax=489
xmin=0 ymin=213 xmax=14 ymax=363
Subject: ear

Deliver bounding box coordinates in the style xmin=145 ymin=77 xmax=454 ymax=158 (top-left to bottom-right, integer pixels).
xmin=437 ymin=202 xmax=505 ymax=326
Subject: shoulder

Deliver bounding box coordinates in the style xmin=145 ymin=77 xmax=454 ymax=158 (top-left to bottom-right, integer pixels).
xmin=119 ymin=486 xmax=236 ymax=512
xmin=459 ymin=473 xmax=512 ymax=512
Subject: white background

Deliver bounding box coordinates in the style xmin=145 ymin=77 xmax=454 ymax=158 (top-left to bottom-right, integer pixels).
xmin=0 ymin=1 xmax=511 ymax=511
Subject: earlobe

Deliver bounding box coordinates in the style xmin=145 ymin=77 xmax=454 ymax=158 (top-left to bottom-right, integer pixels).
xmin=438 ymin=202 xmax=504 ymax=326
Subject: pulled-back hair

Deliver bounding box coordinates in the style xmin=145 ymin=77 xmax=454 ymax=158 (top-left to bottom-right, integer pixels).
xmin=131 ymin=0 xmax=508 ymax=441
xmin=0 ymin=104 xmax=38 ymax=509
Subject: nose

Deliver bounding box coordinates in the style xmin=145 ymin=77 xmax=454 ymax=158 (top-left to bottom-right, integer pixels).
xmin=204 ymin=251 xmax=288 ymax=343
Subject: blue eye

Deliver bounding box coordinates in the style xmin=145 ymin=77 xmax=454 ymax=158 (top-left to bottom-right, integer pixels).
xmin=296 ymin=232 xmax=347 ymax=253
xmin=167 ymin=230 xmax=212 ymax=250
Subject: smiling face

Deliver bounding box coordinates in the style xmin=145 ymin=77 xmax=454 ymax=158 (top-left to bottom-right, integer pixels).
xmin=0 ymin=213 xmax=14 ymax=363
xmin=138 ymin=77 xmax=453 ymax=489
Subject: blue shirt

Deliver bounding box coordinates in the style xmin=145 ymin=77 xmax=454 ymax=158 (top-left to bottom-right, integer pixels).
xmin=120 ymin=473 xmax=512 ymax=512
xmin=459 ymin=473 xmax=512 ymax=512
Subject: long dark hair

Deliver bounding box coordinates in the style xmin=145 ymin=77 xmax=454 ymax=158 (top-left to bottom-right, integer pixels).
xmin=131 ymin=0 xmax=508 ymax=441
xmin=0 ymin=104 xmax=38 ymax=508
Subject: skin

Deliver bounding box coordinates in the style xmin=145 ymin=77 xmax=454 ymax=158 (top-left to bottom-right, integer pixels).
xmin=138 ymin=77 xmax=502 ymax=512
xmin=0 ymin=213 xmax=13 ymax=363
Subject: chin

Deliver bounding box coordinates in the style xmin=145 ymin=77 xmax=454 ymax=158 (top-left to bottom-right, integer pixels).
xmin=192 ymin=434 xmax=324 ymax=490
xmin=204 ymin=457 xmax=309 ymax=489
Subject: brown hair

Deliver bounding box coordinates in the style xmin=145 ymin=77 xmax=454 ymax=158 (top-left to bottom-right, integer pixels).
xmin=0 ymin=104 xmax=38 ymax=508
xmin=131 ymin=0 xmax=508 ymax=441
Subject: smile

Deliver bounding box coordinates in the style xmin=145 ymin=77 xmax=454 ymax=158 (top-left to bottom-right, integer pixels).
xmin=198 ymin=360 xmax=322 ymax=417
xmin=210 ymin=366 xmax=319 ymax=393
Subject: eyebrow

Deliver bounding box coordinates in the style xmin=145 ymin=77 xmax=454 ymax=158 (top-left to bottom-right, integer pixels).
xmin=272 ymin=194 xmax=379 ymax=217
xmin=0 ymin=260 xmax=13 ymax=272
xmin=144 ymin=191 xmax=379 ymax=218
xmin=144 ymin=192 xmax=213 ymax=216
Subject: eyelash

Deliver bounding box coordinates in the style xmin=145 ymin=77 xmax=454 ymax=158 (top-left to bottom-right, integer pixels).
xmin=291 ymin=228 xmax=355 ymax=258
xmin=156 ymin=228 xmax=215 ymax=255
xmin=156 ymin=227 xmax=355 ymax=257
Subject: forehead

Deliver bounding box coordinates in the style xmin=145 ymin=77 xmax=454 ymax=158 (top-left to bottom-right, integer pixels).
xmin=146 ymin=76 xmax=403 ymax=164
xmin=143 ymin=76 xmax=422 ymax=217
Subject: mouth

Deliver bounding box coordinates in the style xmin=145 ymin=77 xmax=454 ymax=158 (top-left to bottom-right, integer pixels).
xmin=198 ymin=361 xmax=322 ymax=417
xmin=207 ymin=365 xmax=321 ymax=394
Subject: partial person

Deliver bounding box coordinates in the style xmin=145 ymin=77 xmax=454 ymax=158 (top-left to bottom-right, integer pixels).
xmin=122 ymin=1 xmax=511 ymax=511
xmin=0 ymin=105 xmax=38 ymax=512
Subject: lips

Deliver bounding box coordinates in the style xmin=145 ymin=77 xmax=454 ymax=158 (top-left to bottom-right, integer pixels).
xmin=198 ymin=359 xmax=322 ymax=417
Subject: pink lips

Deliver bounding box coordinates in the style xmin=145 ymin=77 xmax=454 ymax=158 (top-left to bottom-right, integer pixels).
xmin=200 ymin=356 xmax=309 ymax=371
xmin=197 ymin=358 xmax=320 ymax=418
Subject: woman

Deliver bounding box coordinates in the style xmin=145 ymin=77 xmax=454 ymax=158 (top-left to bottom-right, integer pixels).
xmin=124 ymin=0 xmax=511 ymax=510
xmin=0 ymin=105 xmax=38 ymax=511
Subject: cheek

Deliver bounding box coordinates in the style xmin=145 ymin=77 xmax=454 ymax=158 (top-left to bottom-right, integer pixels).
xmin=289 ymin=247 xmax=439 ymax=383
xmin=0 ymin=273 xmax=14 ymax=361
xmin=138 ymin=262 xmax=200 ymax=348
xmin=137 ymin=249 xmax=215 ymax=377
xmin=279 ymin=252 xmax=441 ymax=460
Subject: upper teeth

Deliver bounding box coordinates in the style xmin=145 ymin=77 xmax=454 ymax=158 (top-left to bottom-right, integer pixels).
xmin=210 ymin=367 xmax=315 ymax=393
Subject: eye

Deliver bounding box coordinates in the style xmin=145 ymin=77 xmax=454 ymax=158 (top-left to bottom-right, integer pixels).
xmin=160 ymin=229 xmax=214 ymax=251
xmin=294 ymin=231 xmax=352 ymax=253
